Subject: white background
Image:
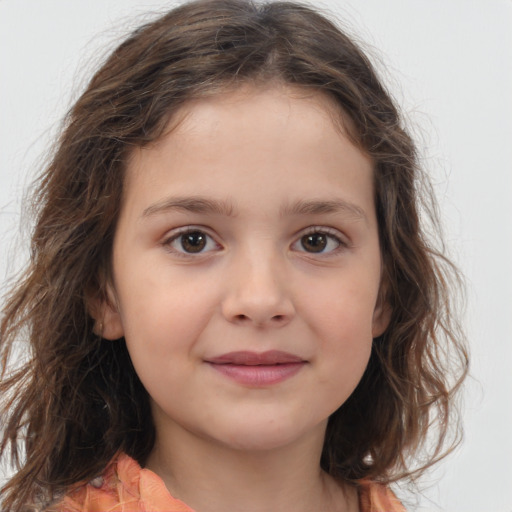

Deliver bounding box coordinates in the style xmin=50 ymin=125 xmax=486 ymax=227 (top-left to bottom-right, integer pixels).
xmin=1 ymin=1 xmax=511 ymax=510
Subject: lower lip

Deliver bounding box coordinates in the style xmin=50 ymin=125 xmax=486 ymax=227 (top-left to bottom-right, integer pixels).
xmin=208 ymin=362 xmax=305 ymax=386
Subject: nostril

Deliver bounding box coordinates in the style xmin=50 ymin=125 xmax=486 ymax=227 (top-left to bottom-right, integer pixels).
xmin=272 ymin=315 xmax=284 ymax=321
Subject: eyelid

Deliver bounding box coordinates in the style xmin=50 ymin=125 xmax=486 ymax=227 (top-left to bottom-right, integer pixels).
xmin=161 ymin=226 xmax=222 ymax=257
xmin=291 ymin=226 xmax=349 ymax=255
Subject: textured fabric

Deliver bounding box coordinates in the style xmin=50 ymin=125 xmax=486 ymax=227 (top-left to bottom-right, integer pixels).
xmin=56 ymin=453 xmax=406 ymax=512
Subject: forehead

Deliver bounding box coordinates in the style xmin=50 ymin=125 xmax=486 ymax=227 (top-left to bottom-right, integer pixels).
xmin=131 ymin=83 xmax=361 ymax=160
xmin=122 ymin=84 xmax=374 ymax=220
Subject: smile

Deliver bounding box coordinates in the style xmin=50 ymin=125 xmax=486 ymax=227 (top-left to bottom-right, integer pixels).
xmin=205 ymin=350 xmax=306 ymax=386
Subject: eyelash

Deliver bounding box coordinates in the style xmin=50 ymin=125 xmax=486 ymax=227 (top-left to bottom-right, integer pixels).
xmin=162 ymin=227 xmax=220 ymax=258
xmin=293 ymin=226 xmax=347 ymax=255
xmin=161 ymin=226 xmax=348 ymax=257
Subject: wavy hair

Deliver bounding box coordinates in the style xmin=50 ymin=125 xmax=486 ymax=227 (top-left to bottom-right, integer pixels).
xmin=0 ymin=0 xmax=468 ymax=510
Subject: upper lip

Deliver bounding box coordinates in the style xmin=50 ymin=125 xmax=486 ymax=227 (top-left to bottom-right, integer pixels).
xmin=206 ymin=350 xmax=304 ymax=365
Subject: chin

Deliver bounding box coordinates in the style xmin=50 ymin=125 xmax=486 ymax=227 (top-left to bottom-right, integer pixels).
xmin=211 ymin=418 xmax=324 ymax=453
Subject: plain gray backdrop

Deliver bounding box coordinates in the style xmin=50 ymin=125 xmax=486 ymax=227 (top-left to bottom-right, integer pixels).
xmin=1 ymin=1 xmax=511 ymax=510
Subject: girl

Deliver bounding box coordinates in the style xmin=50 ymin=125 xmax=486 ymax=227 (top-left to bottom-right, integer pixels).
xmin=0 ymin=1 xmax=468 ymax=511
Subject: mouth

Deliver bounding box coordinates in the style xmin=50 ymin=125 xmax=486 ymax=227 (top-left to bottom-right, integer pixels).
xmin=205 ymin=350 xmax=306 ymax=386
xmin=206 ymin=350 xmax=304 ymax=365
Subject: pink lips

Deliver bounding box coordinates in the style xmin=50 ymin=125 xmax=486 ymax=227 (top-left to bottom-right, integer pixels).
xmin=206 ymin=350 xmax=306 ymax=386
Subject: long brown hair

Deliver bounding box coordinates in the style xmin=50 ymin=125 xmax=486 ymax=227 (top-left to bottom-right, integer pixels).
xmin=0 ymin=0 xmax=468 ymax=510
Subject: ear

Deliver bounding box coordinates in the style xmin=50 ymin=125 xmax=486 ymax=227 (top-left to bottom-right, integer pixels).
xmin=371 ymin=286 xmax=392 ymax=338
xmin=88 ymin=282 xmax=125 ymax=340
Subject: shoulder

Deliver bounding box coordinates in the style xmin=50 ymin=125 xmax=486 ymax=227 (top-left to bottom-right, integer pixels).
xmin=358 ymin=480 xmax=407 ymax=512
xmin=52 ymin=453 xmax=193 ymax=512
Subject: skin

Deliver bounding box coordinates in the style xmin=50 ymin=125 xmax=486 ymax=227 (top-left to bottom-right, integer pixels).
xmin=97 ymin=85 xmax=390 ymax=512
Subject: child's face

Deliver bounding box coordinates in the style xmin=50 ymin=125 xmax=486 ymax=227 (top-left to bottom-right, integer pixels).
xmin=99 ymin=86 xmax=389 ymax=454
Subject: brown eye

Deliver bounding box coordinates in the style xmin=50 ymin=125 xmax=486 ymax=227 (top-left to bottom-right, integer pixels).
xmin=180 ymin=231 xmax=207 ymax=253
xmin=165 ymin=229 xmax=219 ymax=256
xmin=294 ymin=230 xmax=343 ymax=254
xmin=301 ymin=233 xmax=328 ymax=253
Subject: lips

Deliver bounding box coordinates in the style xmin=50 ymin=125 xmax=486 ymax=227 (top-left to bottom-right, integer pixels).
xmin=207 ymin=350 xmax=304 ymax=365
xmin=205 ymin=350 xmax=306 ymax=386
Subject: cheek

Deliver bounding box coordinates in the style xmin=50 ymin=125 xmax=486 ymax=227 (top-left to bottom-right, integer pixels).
xmin=117 ymin=283 xmax=216 ymax=404
xmin=115 ymin=271 xmax=219 ymax=358
xmin=303 ymin=274 xmax=379 ymax=339
xmin=300 ymin=273 xmax=377 ymax=383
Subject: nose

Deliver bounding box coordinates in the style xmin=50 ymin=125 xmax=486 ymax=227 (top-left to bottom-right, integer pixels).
xmin=221 ymin=250 xmax=295 ymax=328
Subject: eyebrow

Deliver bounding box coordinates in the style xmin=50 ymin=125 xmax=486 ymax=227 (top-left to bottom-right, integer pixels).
xmin=142 ymin=196 xmax=236 ymax=218
xmin=142 ymin=195 xmax=367 ymax=223
xmin=280 ymin=198 xmax=368 ymax=222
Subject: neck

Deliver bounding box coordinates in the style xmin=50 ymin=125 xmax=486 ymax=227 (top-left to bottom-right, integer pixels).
xmin=145 ymin=424 xmax=358 ymax=512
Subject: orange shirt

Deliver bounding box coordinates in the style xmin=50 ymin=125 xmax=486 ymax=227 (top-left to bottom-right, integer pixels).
xmin=57 ymin=453 xmax=405 ymax=512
